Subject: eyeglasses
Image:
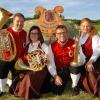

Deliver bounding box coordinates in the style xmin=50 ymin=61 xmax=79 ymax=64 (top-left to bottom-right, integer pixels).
xmin=56 ymin=32 xmax=67 ymax=35
xmin=30 ymin=32 xmax=38 ymax=35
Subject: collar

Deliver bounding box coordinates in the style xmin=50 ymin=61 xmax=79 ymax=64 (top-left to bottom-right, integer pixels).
xmin=12 ymin=27 xmax=22 ymax=32
xmin=28 ymin=41 xmax=41 ymax=53
xmin=80 ymin=33 xmax=89 ymax=45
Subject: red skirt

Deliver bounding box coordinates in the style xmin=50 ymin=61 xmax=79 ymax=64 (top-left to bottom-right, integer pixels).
xmin=81 ymin=57 xmax=100 ymax=95
xmin=9 ymin=68 xmax=47 ymax=100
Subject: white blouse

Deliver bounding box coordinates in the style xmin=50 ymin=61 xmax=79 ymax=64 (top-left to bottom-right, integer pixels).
xmin=27 ymin=35 xmax=99 ymax=77
xmin=47 ymin=45 xmax=57 ymax=77
xmin=28 ymin=41 xmax=57 ymax=77
xmin=28 ymin=41 xmax=48 ymax=54
xmin=80 ymin=33 xmax=100 ymax=62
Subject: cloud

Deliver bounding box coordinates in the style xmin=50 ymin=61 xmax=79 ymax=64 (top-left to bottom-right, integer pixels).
xmin=0 ymin=0 xmax=100 ymax=19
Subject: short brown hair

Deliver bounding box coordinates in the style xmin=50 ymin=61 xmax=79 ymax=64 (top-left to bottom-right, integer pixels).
xmin=13 ymin=13 xmax=25 ymax=20
xmin=56 ymin=25 xmax=68 ymax=32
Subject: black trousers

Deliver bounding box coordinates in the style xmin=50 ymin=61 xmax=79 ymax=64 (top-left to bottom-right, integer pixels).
xmin=69 ymin=66 xmax=82 ymax=74
xmin=0 ymin=60 xmax=16 ymax=79
xmin=51 ymin=68 xmax=70 ymax=95
xmin=51 ymin=66 xmax=82 ymax=95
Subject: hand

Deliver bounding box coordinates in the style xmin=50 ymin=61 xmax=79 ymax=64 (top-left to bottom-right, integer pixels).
xmin=19 ymin=73 xmax=24 ymax=79
xmin=44 ymin=54 xmax=48 ymax=59
xmin=85 ymin=60 xmax=94 ymax=72
xmin=54 ymin=75 xmax=63 ymax=86
xmin=25 ymin=54 xmax=29 ymax=60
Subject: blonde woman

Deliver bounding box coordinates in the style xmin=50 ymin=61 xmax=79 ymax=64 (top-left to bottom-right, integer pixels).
xmin=79 ymin=18 xmax=100 ymax=97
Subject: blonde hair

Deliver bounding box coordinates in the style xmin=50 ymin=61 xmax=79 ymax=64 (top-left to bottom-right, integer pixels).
xmin=80 ymin=18 xmax=97 ymax=36
xmin=90 ymin=26 xmax=97 ymax=36
xmin=80 ymin=18 xmax=92 ymax=25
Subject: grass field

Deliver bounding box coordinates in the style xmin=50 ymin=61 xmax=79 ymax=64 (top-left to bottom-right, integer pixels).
xmin=0 ymin=80 xmax=99 ymax=100
xmin=0 ymin=19 xmax=100 ymax=100
xmin=94 ymin=23 xmax=100 ymax=34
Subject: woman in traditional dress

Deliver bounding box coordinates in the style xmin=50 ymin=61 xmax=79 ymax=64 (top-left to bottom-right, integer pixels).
xmin=79 ymin=18 xmax=100 ymax=97
xmin=9 ymin=26 xmax=49 ymax=100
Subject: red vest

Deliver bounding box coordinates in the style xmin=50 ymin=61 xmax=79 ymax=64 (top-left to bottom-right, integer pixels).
xmin=51 ymin=38 xmax=75 ymax=69
xmin=21 ymin=44 xmax=29 ymax=66
xmin=7 ymin=27 xmax=27 ymax=60
xmin=82 ymin=36 xmax=93 ymax=58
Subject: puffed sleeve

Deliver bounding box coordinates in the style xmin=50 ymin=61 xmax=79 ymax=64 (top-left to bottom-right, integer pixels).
xmin=47 ymin=44 xmax=57 ymax=77
xmin=89 ymin=35 xmax=100 ymax=62
xmin=78 ymin=46 xmax=86 ymax=65
xmin=41 ymin=43 xmax=49 ymax=54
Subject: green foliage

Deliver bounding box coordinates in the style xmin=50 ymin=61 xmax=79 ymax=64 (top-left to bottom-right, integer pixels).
xmin=25 ymin=17 xmax=33 ymax=20
xmin=2 ymin=18 xmax=12 ymax=29
xmin=93 ymin=22 xmax=100 ymax=31
xmin=33 ymin=11 xmax=41 ymax=19
xmin=64 ymin=20 xmax=79 ymax=38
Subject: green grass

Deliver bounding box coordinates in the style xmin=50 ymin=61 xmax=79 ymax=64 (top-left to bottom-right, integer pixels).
xmin=94 ymin=23 xmax=100 ymax=34
xmin=0 ymin=79 xmax=99 ymax=100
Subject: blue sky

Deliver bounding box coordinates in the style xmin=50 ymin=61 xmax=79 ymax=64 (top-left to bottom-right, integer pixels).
xmin=0 ymin=0 xmax=100 ymax=19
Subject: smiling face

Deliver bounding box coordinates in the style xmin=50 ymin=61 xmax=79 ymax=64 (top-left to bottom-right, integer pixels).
xmin=80 ymin=21 xmax=91 ymax=34
xmin=56 ymin=28 xmax=68 ymax=44
xmin=29 ymin=29 xmax=39 ymax=43
xmin=80 ymin=18 xmax=92 ymax=35
xmin=13 ymin=16 xmax=24 ymax=31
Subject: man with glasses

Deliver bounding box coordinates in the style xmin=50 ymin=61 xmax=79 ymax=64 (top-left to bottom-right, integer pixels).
xmin=48 ymin=25 xmax=85 ymax=96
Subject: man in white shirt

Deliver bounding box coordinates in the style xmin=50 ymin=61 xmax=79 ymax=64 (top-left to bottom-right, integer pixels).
xmin=47 ymin=25 xmax=85 ymax=95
